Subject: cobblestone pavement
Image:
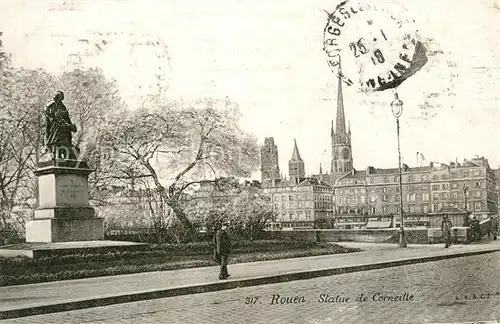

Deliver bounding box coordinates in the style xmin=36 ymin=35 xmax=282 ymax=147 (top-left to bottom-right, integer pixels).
xmin=3 ymin=252 xmax=500 ymax=324
xmin=3 ymin=240 xmax=500 ymax=313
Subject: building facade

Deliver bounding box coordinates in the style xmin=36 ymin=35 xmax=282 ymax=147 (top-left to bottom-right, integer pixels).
xmin=261 ymin=140 xmax=335 ymax=229
xmin=262 ymin=178 xmax=334 ymax=230
xmin=494 ymin=168 xmax=500 ymax=215
xmin=334 ymin=157 xmax=498 ymax=229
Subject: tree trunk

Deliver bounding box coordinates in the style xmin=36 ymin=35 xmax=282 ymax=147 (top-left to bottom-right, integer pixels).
xmin=166 ymin=198 xmax=195 ymax=240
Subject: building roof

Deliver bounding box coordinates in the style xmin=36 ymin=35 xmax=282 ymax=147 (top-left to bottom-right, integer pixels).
xmin=341 ymin=170 xmax=367 ymax=179
xmin=297 ymin=177 xmax=332 ymax=187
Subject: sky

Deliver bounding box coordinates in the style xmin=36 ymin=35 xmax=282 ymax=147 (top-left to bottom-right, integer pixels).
xmin=1 ymin=0 xmax=499 ymax=180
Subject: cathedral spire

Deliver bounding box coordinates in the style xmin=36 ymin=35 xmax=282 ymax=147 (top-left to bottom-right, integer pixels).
xmin=319 ymin=163 xmax=323 ymax=175
xmin=336 ymin=61 xmax=346 ymax=136
xmin=291 ymin=138 xmax=302 ymax=161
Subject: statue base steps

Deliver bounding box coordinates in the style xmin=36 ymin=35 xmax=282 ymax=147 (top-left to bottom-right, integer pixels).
xmin=0 ymin=240 xmax=148 ymax=259
xmin=25 ymin=218 xmax=104 ymax=243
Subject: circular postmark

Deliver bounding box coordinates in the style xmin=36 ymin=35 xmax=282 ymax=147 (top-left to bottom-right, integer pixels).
xmin=323 ymin=0 xmax=427 ymax=92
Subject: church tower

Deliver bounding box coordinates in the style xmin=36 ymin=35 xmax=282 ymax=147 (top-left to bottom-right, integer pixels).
xmin=331 ymin=64 xmax=353 ymax=183
xmin=289 ymin=139 xmax=305 ymax=185
xmin=260 ymin=137 xmax=280 ymax=184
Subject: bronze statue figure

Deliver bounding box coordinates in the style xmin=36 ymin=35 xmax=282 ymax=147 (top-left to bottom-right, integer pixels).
xmin=44 ymin=91 xmax=80 ymax=160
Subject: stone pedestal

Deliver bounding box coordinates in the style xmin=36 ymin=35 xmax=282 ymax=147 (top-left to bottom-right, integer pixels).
xmin=25 ymin=159 xmax=104 ymax=243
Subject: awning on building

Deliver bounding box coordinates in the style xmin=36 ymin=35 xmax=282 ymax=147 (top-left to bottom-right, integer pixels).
xmin=366 ymin=221 xmax=392 ymax=229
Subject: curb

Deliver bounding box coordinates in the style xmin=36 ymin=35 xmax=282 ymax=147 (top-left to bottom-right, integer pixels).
xmin=1 ymin=248 xmax=499 ymax=319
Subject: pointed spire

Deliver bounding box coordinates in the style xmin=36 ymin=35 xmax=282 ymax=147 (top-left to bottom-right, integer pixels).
xmin=319 ymin=163 xmax=323 ymax=175
xmin=336 ymin=60 xmax=347 ymax=136
xmin=348 ymin=120 xmax=351 ymax=133
xmin=331 ymin=120 xmax=334 ymax=136
xmin=291 ymin=139 xmax=302 ymax=161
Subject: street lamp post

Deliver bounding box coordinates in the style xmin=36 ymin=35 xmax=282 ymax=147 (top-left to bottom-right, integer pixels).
xmin=463 ymin=184 xmax=469 ymax=226
xmin=391 ymin=93 xmax=407 ymax=248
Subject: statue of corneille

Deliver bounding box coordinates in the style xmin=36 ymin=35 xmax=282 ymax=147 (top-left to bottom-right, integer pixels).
xmin=44 ymin=90 xmax=80 ymax=160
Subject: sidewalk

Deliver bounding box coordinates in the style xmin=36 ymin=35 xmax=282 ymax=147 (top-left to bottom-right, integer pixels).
xmin=1 ymin=240 xmax=500 ymax=320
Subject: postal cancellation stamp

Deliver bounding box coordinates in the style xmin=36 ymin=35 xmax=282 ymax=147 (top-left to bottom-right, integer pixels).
xmin=323 ymin=0 xmax=428 ymax=92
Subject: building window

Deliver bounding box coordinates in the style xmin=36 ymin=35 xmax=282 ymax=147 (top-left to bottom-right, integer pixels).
xmin=475 ymin=202 xmax=481 ymax=211
xmin=383 ymin=206 xmax=388 ymax=214
xmin=370 ymin=178 xmax=374 ymax=184
xmin=442 ymin=184 xmax=448 ymax=190
xmin=423 ymin=193 xmax=430 ymax=201
xmin=463 ymin=172 xmax=469 ymax=177
xmin=474 ymin=170 xmax=481 ymax=176
xmin=289 ymin=213 xmax=294 ymax=220
xmin=433 ymin=175 xmax=438 ymax=180
xmin=383 ymin=195 xmax=387 ymax=202
xmin=409 ymin=205 xmax=415 ymax=213
xmin=433 ymin=204 xmax=439 ymax=212
xmin=451 ymin=183 xmax=458 ymax=189
xmin=282 ymin=203 xmax=285 ymax=208
xmin=282 ymin=196 xmax=285 ymax=201
xmin=432 ymin=185 xmax=439 ymax=190
xmin=433 ymin=193 xmax=439 ymax=200
xmin=394 ymin=176 xmax=398 ymax=182
xmin=408 ymin=176 xmax=413 ymax=182
xmin=476 ymin=191 xmax=481 ymax=198
xmin=475 ymin=182 xmax=480 ymax=188
xmin=423 ymin=175 xmax=428 ymax=181
xmin=288 ymin=203 xmax=293 ymax=208
xmin=289 ymin=195 xmax=293 ymax=201
xmin=298 ymin=203 xmax=302 ymax=208
xmin=423 ymin=204 xmax=429 ymax=213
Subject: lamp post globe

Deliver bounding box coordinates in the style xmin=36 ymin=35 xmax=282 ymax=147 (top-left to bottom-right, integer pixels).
xmin=391 ymin=93 xmax=404 ymax=118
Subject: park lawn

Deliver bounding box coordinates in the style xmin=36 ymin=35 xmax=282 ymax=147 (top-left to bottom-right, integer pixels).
xmin=0 ymin=241 xmax=360 ymax=286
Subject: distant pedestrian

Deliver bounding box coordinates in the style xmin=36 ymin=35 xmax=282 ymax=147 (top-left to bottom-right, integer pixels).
xmin=441 ymin=215 xmax=453 ymax=248
xmin=213 ymin=222 xmax=231 ymax=280
xmin=490 ymin=216 xmax=498 ymax=240
xmin=471 ymin=216 xmax=481 ymax=241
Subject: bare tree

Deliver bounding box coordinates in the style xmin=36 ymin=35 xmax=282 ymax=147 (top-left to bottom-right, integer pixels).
xmin=0 ymin=68 xmax=55 ymax=228
xmin=100 ymin=96 xmax=260 ymax=239
xmin=57 ymin=68 xmax=126 ymax=202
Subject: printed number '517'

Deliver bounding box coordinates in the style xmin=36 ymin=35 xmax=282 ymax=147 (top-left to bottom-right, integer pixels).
xmin=245 ymin=297 xmax=259 ymax=304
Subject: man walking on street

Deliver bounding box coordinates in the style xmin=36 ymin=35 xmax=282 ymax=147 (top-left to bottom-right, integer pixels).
xmin=441 ymin=215 xmax=452 ymax=248
xmin=213 ymin=222 xmax=231 ymax=280
xmin=490 ymin=216 xmax=498 ymax=240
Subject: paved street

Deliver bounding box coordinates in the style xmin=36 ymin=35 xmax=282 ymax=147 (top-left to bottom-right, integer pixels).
xmin=2 ymin=251 xmax=500 ymax=324
xmin=2 ymin=240 xmax=500 ymax=317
